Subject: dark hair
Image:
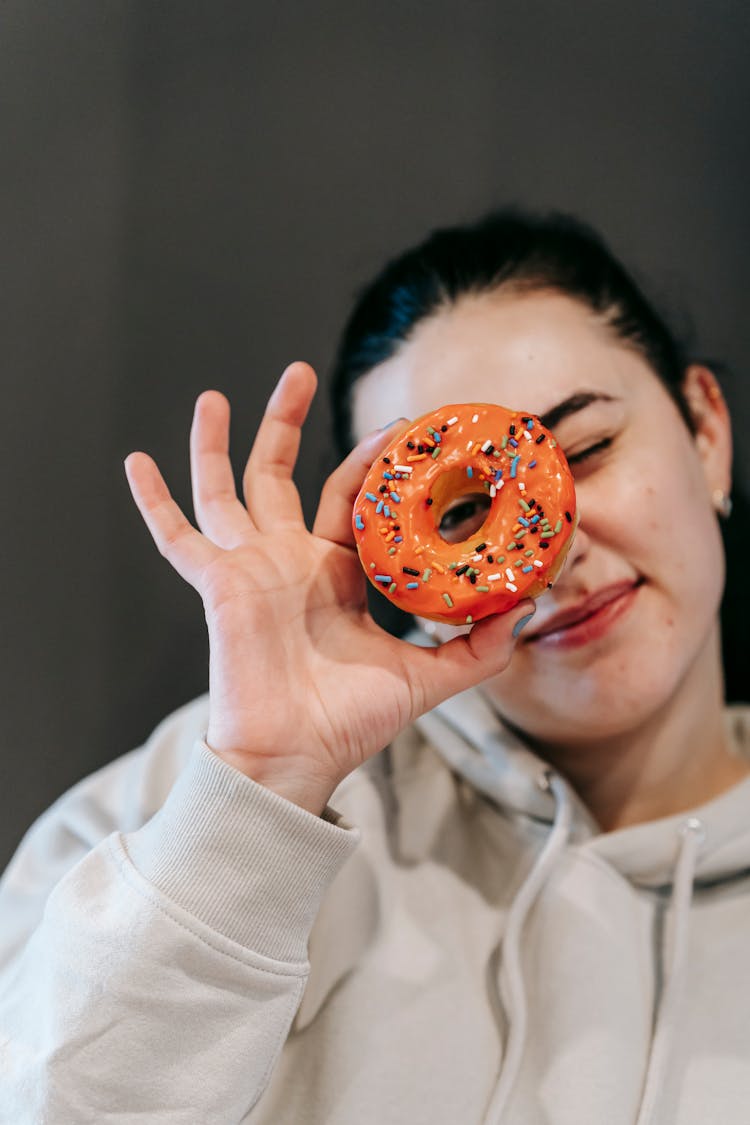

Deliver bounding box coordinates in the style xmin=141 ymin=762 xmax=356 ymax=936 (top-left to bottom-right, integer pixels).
xmin=330 ymin=207 xmax=696 ymax=458
xmin=328 ymin=206 xmax=746 ymax=703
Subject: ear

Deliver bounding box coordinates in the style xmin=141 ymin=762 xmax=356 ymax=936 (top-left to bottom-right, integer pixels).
xmin=681 ymin=364 xmax=733 ymax=497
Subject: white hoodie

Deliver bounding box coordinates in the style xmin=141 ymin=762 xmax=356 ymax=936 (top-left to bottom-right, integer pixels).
xmin=2 ymin=666 xmax=750 ymax=1123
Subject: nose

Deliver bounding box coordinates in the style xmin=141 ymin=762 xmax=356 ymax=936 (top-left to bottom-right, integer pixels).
xmin=560 ymin=513 xmax=591 ymax=573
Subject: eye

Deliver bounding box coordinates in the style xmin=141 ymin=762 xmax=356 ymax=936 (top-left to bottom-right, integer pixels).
xmin=438 ymin=493 xmax=491 ymax=544
xmin=566 ymin=436 xmax=613 ymax=466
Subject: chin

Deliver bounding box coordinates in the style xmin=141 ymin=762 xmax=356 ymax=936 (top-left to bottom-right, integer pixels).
xmin=486 ymin=621 xmax=697 ymax=745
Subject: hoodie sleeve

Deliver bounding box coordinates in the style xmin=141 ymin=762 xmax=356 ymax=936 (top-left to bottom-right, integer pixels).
xmin=0 ymin=696 xmax=361 ymax=1123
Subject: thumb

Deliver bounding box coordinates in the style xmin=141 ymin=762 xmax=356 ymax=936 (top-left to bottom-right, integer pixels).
xmin=409 ymin=599 xmax=537 ymax=715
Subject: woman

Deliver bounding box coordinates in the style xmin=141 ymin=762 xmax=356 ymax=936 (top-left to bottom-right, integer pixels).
xmin=2 ymin=210 xmax=749 ymax=1125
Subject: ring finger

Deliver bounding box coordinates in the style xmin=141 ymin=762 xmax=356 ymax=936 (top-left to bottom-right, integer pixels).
xmin=191 ymin=389 xmax=257 ymax=549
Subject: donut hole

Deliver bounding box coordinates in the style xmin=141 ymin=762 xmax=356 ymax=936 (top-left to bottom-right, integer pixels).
xmin=434 ymin=479 xmax=492 ymax=544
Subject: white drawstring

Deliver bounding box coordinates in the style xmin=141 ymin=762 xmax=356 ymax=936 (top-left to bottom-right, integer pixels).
xmin=482 ymin=770 xmax=573 ymax=1125
xmin=634 ymin=816 xmax=705 ymax=1125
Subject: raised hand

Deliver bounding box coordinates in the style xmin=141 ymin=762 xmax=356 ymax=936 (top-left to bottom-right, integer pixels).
xmin=124 ymin=362 xmax=534 ymax=815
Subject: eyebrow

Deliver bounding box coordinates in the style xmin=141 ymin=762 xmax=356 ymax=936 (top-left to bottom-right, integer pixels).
xmin=539 ymin=391 xmax=619 ymax=432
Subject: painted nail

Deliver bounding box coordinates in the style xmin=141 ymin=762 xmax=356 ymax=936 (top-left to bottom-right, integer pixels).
xmin=380 ymin=416 xmax=408 ymax=430
xmin=512 ymin=612 xmax=535 ymax=639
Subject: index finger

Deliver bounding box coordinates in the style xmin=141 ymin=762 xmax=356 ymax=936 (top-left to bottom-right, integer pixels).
xmin=311 ymin=418 xmax=409 ymax=547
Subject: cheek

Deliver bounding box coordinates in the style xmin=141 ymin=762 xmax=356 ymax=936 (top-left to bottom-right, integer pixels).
xmin=637 ymin=445 xmax=724 ymax=606
xmin=584 ymin=436 xmax=720 ymax=595
xmin=478 ymin=455 xmax=725 ymax=735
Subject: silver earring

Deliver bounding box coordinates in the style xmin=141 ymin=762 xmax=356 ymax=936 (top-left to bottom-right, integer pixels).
xmin=713 ymin=489 xmax=733 ymax=519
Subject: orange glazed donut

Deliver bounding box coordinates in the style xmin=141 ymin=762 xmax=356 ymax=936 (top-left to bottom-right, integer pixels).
xmin=352 ymin=403 xmax=578 ymax=624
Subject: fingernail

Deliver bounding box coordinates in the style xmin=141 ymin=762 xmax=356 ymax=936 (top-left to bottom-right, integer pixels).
xmin=361 ymin=426 xmax=391 ymax=445
xmin=379 ymin=416 xmax=408 ymax=431
xmin=512 ymin=611 xmax=536 ymax=639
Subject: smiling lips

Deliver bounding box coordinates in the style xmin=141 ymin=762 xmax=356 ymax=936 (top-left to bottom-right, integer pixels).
xmin=523 ymin=578 xmax=643 ymax=648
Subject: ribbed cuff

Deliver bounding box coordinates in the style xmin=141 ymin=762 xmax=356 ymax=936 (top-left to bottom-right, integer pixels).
xmin=123 ymin=739 xmax=361 ymax=962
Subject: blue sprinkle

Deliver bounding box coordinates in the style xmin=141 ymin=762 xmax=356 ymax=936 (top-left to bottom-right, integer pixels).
xmin=383 ymin=505 xmax=390 ymax=518
xmin=530 ymin=514 xmax=540 ymax=524
xmin=518 ymin=517 xmax=530 ymax=527
xmin=509 ymin=438 xmax=518 ymax=447
xmin=529 ymin=460 xmax=537 ymax=468
xmin=374 ymin=574 xmax=391 ymax=583
xmin=383 ymin=471 xmax=394 ymax=479
xmin=365 ymin=492 xmax=378 ymax=502
xmin=510 ymin=455 xmax=520 ymax=479
xmin=394 ymin=472 xmax=401 ymax=480
xmin=433 ymin=432 xmax=442 ymax=443
xmin=467 ymin=466 xmax=473 ymax=478
xmin=394 ymin=535 xmax=403 ymax=543
xmin=355 ymin=515 xmax=365 ymax=530
xmin=376 ymin=500 xmax=384 ymax=514
xmin=494 ymin=469 xmax=503 ymax=481
xmin=390 ymin=492 xmax=401 ymax=503
xmin=527 ymin=419 xmax=534 ymax=430
xmin=406 ymin=582 xmax=419 ymax=589
xmin=522 ymin=565 xmax=533 ymax=573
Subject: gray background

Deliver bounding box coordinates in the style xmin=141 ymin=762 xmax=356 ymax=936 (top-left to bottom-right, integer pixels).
xmin=2 ymin=1 xmax=748 ymax=868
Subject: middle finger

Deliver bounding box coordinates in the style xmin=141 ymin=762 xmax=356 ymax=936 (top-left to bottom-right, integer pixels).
xmin=241 ymin=361 xmax=316 ymax=532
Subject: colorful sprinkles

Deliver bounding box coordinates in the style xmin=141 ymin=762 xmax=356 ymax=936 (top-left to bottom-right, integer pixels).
xmin=354 ymin=406 xmax=575 ymax=619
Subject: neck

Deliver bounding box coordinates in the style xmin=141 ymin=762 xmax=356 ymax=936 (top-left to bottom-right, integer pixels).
xmin=526 ymin=623 xmax=749 ymax=832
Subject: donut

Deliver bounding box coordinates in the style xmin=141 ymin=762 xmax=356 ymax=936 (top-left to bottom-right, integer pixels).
xmin=352 ymin=403 xmax=577 ymax=624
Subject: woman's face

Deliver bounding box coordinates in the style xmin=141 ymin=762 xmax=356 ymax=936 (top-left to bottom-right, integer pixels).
xmin=350 ymin=290 xmax=732 ymax=745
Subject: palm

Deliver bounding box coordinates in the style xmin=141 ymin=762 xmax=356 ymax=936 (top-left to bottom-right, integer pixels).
xmin=195 ymin=527 xmax=420 ymax=783
xmin=124 ymin=363 xmax=531 ymax=804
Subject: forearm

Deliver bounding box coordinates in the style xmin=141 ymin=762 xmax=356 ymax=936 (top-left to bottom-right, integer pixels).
xmin=1 ymin=740 xmax=360 ymax=1121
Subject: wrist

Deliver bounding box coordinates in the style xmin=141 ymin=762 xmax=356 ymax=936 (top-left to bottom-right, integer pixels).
xmin=205 ymin=742 xmax=339 ymax=818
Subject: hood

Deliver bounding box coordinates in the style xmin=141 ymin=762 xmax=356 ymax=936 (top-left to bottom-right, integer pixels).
xmin=407 ymin=625 xmax=750 ymax=1124
xmin=407 ymin=624 xmax=750 ymax=889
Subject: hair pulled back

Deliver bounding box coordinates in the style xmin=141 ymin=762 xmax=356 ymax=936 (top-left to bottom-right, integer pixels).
xmin=330 ymin=207 xmax=694 ymax=457
xmin=327 ymin=206 xmax=746 ymax=703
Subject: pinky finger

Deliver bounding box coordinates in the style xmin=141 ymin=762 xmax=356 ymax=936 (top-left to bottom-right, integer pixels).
xmin=124 ymin=451 xmax=221 ymax=587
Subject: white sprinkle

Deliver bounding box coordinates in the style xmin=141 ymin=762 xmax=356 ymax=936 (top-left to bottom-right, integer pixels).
xmin=519 ymin=482 xmax=526 ymax=492
xmin=496 ymin=479 xmax=505 ymax=490
xmin=471 ymin=413 xmax=479 ymax=423
xmin=506 ymin=582 xmax=518 ymax=592
xmin=505 ymin=567 xmax=514 ymax=581
xmin=480 ymin=439 xmax=492 ymax=452
xmin=446 ymin=415 xmax=458 ymax=426
xmin=466 ymin=439 xmax=473 ymax=452
xmin=489 ymin=485 xmax=497 ymax=497
xmin=524 ymin=430 xmax=532 ymax=440
xmin=487 ymin=573 xmax=502 ymax=581
xmin=472 ymin=554 xmax=482 ymax=562
xmin=393 ymin=464 xmax=413 ymax=473
xmin=533 ymin=560 xmax=543 ymax=568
